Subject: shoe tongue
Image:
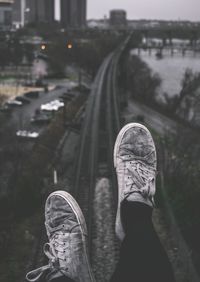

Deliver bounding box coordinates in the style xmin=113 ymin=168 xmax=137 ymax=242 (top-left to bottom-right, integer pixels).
xmin=120 ymin=144 xmax=147 ymax=157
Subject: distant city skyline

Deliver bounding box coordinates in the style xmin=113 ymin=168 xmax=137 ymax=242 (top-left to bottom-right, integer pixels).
xmin=55 ymin=0 xmax=200 ymax=22
xmin=87 ymin=0 xmax=200 ymax=21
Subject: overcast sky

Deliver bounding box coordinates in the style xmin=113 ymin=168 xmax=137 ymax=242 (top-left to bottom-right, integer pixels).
xmin=55 ymin=0 xmax=200 ymax=22
xmin=87 ymin=0 xmax=200 ymax=21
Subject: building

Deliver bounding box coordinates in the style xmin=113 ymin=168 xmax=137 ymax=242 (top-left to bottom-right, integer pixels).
xmin=60 ymin=0 xmax=86 ymax=28
xmin=26 ymin=0 xmax=54 ymax=24
xmin=87 ymin=19 xmax=109 ymax=30
xmin=44 ymin=0 xmax=54 ymax=23
xmin=12 ymin=0 xmax=25 ymax=27
xmin=0 ymin=0 xmax=13 ymax=28
xmin=26 ymin=0 xmax=40 ymax=23
xmin=60 ymin=0 xmax=71 ymax=27
xmin=12 ymin=0 xmax=21 ymax=26
xmin=77 ymin=0 xmax=86 ymax=26
xmin=109 ymin=9 xmax=127 ymax=28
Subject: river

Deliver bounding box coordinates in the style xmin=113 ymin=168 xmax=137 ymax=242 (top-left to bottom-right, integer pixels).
xmin=131 ymin=48 xmax=200 ymax=103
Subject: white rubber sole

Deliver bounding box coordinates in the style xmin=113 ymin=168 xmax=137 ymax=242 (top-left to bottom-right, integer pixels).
xmin=113 ymin=122 xmax=156 ymax=168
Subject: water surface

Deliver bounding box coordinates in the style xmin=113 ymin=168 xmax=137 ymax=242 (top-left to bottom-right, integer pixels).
xmin=131 ymin=48 xmax=200 ymax=102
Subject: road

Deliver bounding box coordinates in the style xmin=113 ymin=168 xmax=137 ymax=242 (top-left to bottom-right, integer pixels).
xmin=1 ymin=80 xmax=78 ymax=136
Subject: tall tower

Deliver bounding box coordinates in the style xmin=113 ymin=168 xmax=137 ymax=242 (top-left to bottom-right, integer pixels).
xmin=26 ymin=0 xmax=54 ymax=24
xmin=44 ymin=0 xmax=54 ymax=23
xmin=13 ymin=0 xmax=26 ymax=27
xmin=60 ymin=0 xmax=71 ymax=27
xmin=70 ymin=0 xmax=78 ymax=27
xmin=0 ymin=0 xmax=13 ymax=27
xmin=60 ymin=0 xmax=86 ymax=28
xmin=78 ymin=0 xmax=86 ymax=26
xmin=26 ymin=0 xmax=38 ymax=23
xmin=12 ymin=0 xmax=21 ymax=26
xmin=36 ymin=0 xmax=45 ymax=22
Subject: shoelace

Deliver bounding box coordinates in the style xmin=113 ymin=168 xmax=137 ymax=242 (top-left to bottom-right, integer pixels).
xmin=26 ymin=231 xmax=71 ymax=282
xmin=124 ymin=160 xmax=156 ymax=202
xmin=45 ymin=232 xmax=69 ymax=265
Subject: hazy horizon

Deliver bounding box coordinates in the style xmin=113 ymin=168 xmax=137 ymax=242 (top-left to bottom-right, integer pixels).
xmin=87 ymin=0 xmax=200 ymax=21
xmin=55 ymin=0 xmax=200 ymax=22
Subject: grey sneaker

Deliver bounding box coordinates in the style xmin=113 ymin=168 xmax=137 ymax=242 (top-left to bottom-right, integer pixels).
xmin=26 ymin=191 xmax=95 ymax=282
xmin=114 ymin=123 xmax=157 ymax=241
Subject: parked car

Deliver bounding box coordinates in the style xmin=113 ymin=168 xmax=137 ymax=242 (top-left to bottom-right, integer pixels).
xmin=6 ymin=100 xmax=23 ymax=107
xmin=25 ymin=91 xmax=39 ymax=98
xmin=41 ymin=100 xmax=64 ymax=111
xmin=16 ymin=130 xmax=39 ymax=139
xmin=60 ymin=92 xmax=74 ymax=101
xmin=31 ymin=111 xmax=51 ymax=124
xmin=16 ymin=96 xmax=31 ymax=104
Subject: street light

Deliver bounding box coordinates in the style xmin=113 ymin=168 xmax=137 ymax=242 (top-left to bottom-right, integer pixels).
xmin=41 ymin=44 xmax=46 ymax=51
xmin=67 ymin=43 xmax=73 ymax=49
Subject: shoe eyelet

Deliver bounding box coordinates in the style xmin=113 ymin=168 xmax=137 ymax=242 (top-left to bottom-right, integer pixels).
xmin=62 ymin=224 xmax=65 ymax=227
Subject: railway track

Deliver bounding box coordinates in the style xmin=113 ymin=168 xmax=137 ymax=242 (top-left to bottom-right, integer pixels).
xmin=73 ymin=35 xmax=131 ymax=260
xmin=24 ymin=35 xmax=131 ymax=281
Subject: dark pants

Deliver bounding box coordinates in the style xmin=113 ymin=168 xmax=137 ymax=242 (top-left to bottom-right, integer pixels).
xmin=52 ymin=202 xmax=175 ymax=282
xmin=110 ymin=201 xmax=175 ymax=282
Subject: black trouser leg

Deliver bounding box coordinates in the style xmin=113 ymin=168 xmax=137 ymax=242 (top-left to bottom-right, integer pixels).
xmin=111 ymin=201 xmax=175 ymax=282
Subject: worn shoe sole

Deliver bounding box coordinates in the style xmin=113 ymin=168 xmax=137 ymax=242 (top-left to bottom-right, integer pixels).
xmin=46 ymin=191 xmax=94 ymax=282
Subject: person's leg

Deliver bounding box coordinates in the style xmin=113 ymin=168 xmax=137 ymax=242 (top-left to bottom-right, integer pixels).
xmin=112 ymin=123 xmax=175 ymax=282
xmin=111 ymin=201 xmax=175 ymax=282
xmin=26 ymin=191 xmax=95 ymax=282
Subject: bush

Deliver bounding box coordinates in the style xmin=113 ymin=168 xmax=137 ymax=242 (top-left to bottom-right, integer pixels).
xmin=126 ymin=54 xmax=161 ymax=105
xmin=163 ymin=128 xmax=200 ymax=255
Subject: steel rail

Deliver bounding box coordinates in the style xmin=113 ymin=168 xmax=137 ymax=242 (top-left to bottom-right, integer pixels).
xmin=24 ymin=36 xmax=132 ymax=280
xmin=73 ymin=35 xmax=132 ymax=256
xmin=73 ymin=57 xmax=111 ymax=197
xmin=73 ymin=54 xmax=113 ymax=198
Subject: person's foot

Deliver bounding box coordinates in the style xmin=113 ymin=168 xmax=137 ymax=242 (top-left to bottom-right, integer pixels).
xmin=113 ymin=123 xmax=157 ymax=241
xmin=26 ymin=191 xmax=95 ymax=282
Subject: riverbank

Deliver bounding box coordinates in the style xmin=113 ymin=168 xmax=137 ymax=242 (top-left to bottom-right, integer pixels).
xmin=131 ymin=48 xmax=200 ymax=102
xmin=121 ymin=49 xmax=200 ymax=277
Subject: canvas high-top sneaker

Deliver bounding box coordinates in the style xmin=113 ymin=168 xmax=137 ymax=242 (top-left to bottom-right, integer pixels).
xmin=26 ymin=191 xmax=95 ymax=282
xmin=113 ymin=123 xmax=157 ymax=241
